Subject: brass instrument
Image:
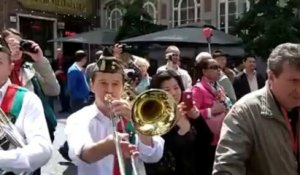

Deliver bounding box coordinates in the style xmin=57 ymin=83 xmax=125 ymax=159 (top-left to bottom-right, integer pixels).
xmin=131 ymin=89 xmax=177 ymax=136
xmin=105 ymin=88 xmax=177 ymax=175
xmin=0 ymin=109 xmax=32 ymax=175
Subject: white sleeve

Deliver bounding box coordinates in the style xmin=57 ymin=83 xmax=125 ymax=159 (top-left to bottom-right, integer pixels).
xmin=136 ymin=136 xmax=164 ymax=163
xmin=0 ymin=92 xmax=52 ymax=173
xmin=65 ymin=113 xmax=94 ymax=166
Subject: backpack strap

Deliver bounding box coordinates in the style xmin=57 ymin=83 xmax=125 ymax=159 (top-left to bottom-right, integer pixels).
xmin=1 ymin=84 xmax=27 ymax=123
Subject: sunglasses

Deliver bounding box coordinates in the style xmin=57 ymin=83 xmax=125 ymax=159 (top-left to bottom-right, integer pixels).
xmin=207 ymin=65 xmax=221 ymax=70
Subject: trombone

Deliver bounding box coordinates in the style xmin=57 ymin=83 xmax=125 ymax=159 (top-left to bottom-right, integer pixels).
xmin=0 ymin=109 xmax=32 ymax=175
xmin=105 ymin=88 xmax=177 ymax=175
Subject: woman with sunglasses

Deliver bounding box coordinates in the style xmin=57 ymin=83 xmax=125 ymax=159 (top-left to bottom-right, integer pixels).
xmin=145 ymin=70 xmax=213 ymax=175
xmin=192 ymin=52 xmax=231 ymax=173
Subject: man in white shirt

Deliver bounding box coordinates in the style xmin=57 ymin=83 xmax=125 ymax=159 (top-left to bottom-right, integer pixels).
xmin=65 ymin=50 xmax=164 ymax=175
xmin=0 ymin=44 xmax=52 ymax=174
xmin=157 ymin=45 xmax=192 ymax=89
xmin=233 ymin=55 xmax=266 ymax=100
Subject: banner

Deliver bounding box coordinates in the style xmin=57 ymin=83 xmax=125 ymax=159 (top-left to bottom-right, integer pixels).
xmin=19 ymin=0 xmax=93 ymax=16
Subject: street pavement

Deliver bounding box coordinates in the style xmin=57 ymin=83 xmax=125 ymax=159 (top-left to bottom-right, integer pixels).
xmin=41 ymin=102 xmax=77 ymax=175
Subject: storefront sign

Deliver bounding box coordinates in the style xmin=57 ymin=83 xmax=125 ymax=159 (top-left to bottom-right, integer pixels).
xmin=18 ymin=0 xmax=93 ymax=16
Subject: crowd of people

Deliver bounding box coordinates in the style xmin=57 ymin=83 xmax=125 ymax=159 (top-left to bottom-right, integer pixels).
xmin=0 ymin=27 xmax=299 ymax=175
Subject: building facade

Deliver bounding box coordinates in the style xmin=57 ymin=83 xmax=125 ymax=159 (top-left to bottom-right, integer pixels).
xmin=100 ymin=0 xmax=250 ymax=34
xmin=0 ymin=0 xmax=100 ymax=59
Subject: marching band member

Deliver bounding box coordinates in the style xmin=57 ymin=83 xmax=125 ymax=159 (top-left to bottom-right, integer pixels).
xmin=0 ymin=44 xmax=52 ymax=174
xmin=65 ymin=52 xmax=164 ymax=175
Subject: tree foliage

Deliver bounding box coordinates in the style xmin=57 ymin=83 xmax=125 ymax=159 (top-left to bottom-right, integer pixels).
xmin=234 ymin=0 xmax=300 ymax=58
xmin=115 ymin=0 xmax=167 ymax=41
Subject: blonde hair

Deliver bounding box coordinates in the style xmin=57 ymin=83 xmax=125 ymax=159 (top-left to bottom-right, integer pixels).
xmin=195 ymin=52 xmax=212 ymax=64
xmin=134 ymin=56 xmax=150 ymax=68
xmin=165 ymin=45 xmax=180 ymax=54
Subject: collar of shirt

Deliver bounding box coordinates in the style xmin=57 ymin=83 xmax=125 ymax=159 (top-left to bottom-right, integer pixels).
xmin=75 ymin=62 xmax=83 ymax=72
xmin=243 ymin=69 xmax=256 ymax=77
xmin=0 ymin=79 xmax=12 ymax=105
xmin=166 ymin=62 xmax=179 ymax=70
xmin=90 ymin=103 xmax=112 ymax=124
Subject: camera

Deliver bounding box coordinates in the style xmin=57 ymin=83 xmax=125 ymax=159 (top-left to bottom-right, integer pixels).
xmin=124 ymin=62 xmax=142 ymax=85
xmin=20 ymin=39 xmax=38 ymax=54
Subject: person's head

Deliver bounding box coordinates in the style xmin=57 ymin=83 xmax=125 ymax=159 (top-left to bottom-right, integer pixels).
xmin=243 ymin=54 xmax=256 ymax=72
xmin=165 ymin=45 xmax=181 ymax=65
xmin=1 ymin=28 xmax=23 ymax=61
xmin=134 ymin=57 xmax=150 ymax=76
xmin=149 ymin=70 xmax=185 ymax=104
xmin=91 ymin=48 xmax=125 ymax=107
xmin=0 ymin=44 xmax=13 ymax=86
xmin=56 ymin=48 xmax=63 ymax=59
xmin=267 ymin=43 xmax=300 ymax=109
xmin=74 ymin=50 xmax=87 ymax=66
xmin=113 ymin=43 xmax=123 ymax=58
xmin=95 ymin=50 xmax=103 ymax=61
xmin=195 ymin=52 xmax=220 ymax=81
xmin=212 ymin=50 xmax=228 ymax=69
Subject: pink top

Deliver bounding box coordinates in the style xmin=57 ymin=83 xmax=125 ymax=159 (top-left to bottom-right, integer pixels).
xmin=192 ymin=77 xmax=226 ymax=145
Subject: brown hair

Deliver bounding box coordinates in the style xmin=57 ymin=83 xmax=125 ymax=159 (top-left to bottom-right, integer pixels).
xmin=1 ymin=28 xmax=23 ymax=39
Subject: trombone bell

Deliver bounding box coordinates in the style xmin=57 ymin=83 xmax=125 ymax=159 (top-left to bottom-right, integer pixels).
xmin=132 ymin=89 xmax=177 ymax=136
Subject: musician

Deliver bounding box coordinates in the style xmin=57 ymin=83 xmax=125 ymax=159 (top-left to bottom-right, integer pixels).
xmin=0 ymin=44 xmax=52 ymax=174
xmin=213 ymin=43 xmax=300 ymax=175
xmin=65 ymin=53 xmax=164 ymax=175
xmin=156 ymin=45 xmax=192 ymax=89
xmin=144 ymin=70 xmax=213 ymax=175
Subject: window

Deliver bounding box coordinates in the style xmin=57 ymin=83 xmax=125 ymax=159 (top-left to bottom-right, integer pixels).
xmin=110 ymin=8 xmax=122 ymax=29
xmin=218 ymin=0 xmax=251 ymax=34
xmin=218 ymin=0 xmax=238 ymax=34
xmin=105 ymin=2 xmax=123 ymax=30
xmin=172 ymin=0 xmax=201 ymax=27
xmin=143 ymin=1 xmax=157 ymax=23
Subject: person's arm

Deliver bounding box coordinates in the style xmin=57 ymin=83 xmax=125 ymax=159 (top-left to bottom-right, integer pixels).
xmin=79 ymin=137 xmax=114 ymax=163
xmin=65 ymin=112 xmax=105 ymax=165
xmin=136 ymin=134 xmax=165 ymax=163
xmin=233 ymin=77 xmax=242 ymax=101
xmin=33 ymin=57 xmax=60 ymax=96
xmin=185 ymin=72 xmax=193 ymax=89
xmin=0 ymin=92 xmax=52 ymax=173
xmin=192 ymin=86 xmax=212 ymax=119
xmin=219 ymin=76 xmax=236 ymax=103
xmin=213 ymin=104 xmax=253 ymax=175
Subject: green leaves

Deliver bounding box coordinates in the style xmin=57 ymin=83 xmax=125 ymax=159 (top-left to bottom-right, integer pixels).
xmin=234 ymin=0 xmax=300 ymax=58
xmin=115 ymin=0 xmax=167 ymax=41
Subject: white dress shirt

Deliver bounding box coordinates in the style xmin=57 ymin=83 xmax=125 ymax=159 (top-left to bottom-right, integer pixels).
xmin=0 ymin=80 xmax=52 ymax=174
xmin=65 ymin=104 xmax=165 ymax=175
xmin=157 ymin=63 xmax=192 ymax=89
xmin=244 ymin=70 xmax=258 ymax=92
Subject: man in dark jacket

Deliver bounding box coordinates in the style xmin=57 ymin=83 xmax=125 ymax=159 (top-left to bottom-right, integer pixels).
xmin=233 ymin=54 xmax=266 ymax=100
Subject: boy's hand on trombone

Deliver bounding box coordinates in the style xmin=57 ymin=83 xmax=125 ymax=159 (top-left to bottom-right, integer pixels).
xmin=107 ymin=133 xmax=139 ymax=158
xmin=111 ymin=99 xmax=132 ymax=121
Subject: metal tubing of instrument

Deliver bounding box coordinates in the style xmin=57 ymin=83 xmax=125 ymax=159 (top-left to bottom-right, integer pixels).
xmin=110 ymin=109 xmax=126 ymax=175
xmin=131 ymin=156 xmax=139 ymax=175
